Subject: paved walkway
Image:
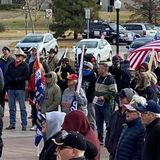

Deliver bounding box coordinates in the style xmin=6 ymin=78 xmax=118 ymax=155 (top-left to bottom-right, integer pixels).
xmin=2 ymin=101 xmax=109 ymax=160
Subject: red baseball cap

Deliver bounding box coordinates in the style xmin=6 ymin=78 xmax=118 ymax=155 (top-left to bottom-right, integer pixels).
xmin=67 ymin=74 xmax=78 ymax=80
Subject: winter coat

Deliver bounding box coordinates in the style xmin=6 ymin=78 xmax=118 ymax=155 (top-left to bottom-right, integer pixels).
xmin=114 ymin=118 xmax=145 ymax=160
xmin=40 ymin=71 xmax=61 ymax=113
xmin=62 ymin=88 xmax=88 ymax=116
xmin=39 ymin=111 xmax=66 ymax=160
xmin=154 ymin=67 xmax=160 ymax=85
xmin=119 ymin=61 xmax=131 ymax=90
xmin=46 ymin=55 xmax=59 ymax=71
xmin=105 ymin=109 xmax=126 ymax=158
xmin=82 ymin=69 xmax=97 ymax=103
xmin=0 ymin=55 xmax=15 ymax=85
xmin=6 ymin=61 xmax=29 ymax=90
xmin=0 ymin=68 xmax=4 ymax=92
xmin=142 ymin=118 xmax=160 ymax=160
xmin=94 ymin=74 xmax=117 ymax=107
xmin=109 ymin=66 xmax=122 ymax=92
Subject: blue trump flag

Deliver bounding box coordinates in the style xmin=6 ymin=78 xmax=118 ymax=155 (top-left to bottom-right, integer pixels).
xmin=34 ymin=57 xmax=45 ymax=146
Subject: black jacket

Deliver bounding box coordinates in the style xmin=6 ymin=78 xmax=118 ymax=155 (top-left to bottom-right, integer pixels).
xmin=6 ymin=61 xmax=29 ymax=90
xmin=105 ymin=109 xmax=126 ymax=158
xmin=142 ymin=118 xmax=160 ymax=160
xmin=82 ymin=70 xmax=97 ymax=103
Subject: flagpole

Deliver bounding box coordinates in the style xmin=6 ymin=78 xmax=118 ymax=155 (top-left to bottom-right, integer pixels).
xmin=148 ymin=48 xmax=155 ymax=72
xmin=76 ymin=45 xmax=85 ymax=94
xmin=36 ymin=144 xmax=40 ymax=157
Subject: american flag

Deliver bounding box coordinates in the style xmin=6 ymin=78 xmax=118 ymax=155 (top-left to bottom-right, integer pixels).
xmin=34 ymin=57 xmax=45 ymax=146
xmin=34 ymin=57 xmax=45 ymax=105
xmin=127 ymin=40 xmax=160 ymax=70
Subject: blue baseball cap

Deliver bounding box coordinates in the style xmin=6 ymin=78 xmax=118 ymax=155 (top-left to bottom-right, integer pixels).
xmin=135 ymin=100 xmax=160 ymax=113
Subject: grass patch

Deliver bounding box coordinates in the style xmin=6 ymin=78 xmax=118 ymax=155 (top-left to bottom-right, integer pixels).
xmin=0 ymin=10 xmax=50 ymax=30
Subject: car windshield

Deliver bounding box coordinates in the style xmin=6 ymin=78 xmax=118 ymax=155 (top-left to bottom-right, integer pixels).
xmin=76 ymin=41 xmax=98 ymax=48
xmin=21 ymin=36 xmax=44 ymax=43
xmin=109 ymin=23 xmax=125 ymax=31
xmin=130 ymin=39 xmax=152 ymax=48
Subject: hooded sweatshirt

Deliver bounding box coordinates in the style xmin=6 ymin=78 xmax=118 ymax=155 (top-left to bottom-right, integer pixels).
xmin=45 ymin=111 xmax=66 ymax=140
xmin=62 ymin=110 xmax=100 ymax=160
xmin=40 ymin=111 xmax=66 ymax=160
xmin=40 ymin=71 xmax=61 ymax=113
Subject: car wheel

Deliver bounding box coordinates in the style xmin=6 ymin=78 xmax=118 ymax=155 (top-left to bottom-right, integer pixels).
xmin=107 ymin=51 xmax=112 ymax=61
xmin=112 ymin=37 xmax=117 ymax=45
xmin=54 ymin=46 xmax=58 ymax=54
xmin=97 ymin=55 xmax=101 ymax=64
xmin=42 ymin=49 xmax=46 ymax=56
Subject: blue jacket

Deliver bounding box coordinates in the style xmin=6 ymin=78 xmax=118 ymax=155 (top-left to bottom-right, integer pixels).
xmin=115 ymin=118 xmax=145 ymax=160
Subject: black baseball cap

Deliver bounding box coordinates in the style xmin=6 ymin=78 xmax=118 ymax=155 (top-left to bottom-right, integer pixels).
xmin=52 ymin=131 xmax=86 ymax=151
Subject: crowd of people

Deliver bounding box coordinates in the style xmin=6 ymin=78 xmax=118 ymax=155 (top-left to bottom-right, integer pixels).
xmin=0 ymin=46 xmax=160 ymax=160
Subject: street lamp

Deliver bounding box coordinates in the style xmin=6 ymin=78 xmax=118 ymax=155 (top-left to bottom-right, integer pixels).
xmin=114 ymin=0 xmax=121 ymax=55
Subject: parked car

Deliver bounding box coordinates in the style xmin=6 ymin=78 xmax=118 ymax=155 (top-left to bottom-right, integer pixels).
xmin=122 ymin=23 xmax=157 ymax=37
xmin=15 ymin=33 xmax=58 ymax=56
xmin=126 ymin=37 xmax=154 ymax=52
xmin=155 ymin=32 xmax=160 ymax=40
xmin=82 ymin=21 xmax=135 ymax=44
xmin=73 ymin=38 xmax=113 ymax=63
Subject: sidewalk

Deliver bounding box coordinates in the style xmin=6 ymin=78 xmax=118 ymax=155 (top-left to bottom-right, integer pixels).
xmin=2 ymin=101 xmax=109 ymax=160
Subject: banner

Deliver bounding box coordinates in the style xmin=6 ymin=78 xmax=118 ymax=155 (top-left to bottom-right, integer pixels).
xmin=34 ymin=57 xmax=45 ymax=146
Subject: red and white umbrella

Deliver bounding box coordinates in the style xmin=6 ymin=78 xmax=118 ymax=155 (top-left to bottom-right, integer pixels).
xmin=127 ymin=40 xmax=160 ymax=70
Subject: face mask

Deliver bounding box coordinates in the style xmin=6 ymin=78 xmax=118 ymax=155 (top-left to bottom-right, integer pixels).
xmin=83 ymin=69 xmax=92 ymax=76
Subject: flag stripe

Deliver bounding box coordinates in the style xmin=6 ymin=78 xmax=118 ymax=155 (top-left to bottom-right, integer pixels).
xmin=128 ymin=40 xmax=160 ymax=69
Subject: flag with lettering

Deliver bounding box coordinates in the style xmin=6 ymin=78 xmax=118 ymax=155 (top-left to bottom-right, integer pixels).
xmin=34 ymin=110 xmax=46 ymax=146
xmin=34 ymin=57 xmax=45 ymax=146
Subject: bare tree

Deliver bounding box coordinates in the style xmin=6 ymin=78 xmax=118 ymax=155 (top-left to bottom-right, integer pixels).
xmin=125 ymin=0 xmax=160 ymax=24
xmin=25 ymin=0 xmax=48 ymax=33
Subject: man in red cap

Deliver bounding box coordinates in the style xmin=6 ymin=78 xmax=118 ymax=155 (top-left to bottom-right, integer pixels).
xmin=61 ymin=74 xmax=88 ymax=116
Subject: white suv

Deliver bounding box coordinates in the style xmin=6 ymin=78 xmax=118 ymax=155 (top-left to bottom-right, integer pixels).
xmin=15 ymin=33 xmax=58 ymax=56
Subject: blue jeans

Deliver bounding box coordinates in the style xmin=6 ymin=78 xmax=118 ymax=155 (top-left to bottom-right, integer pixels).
xmin=95 ymin=102 xmax=112 ymax=142
xmin=8 ymin=90 xmax=27 ymax=127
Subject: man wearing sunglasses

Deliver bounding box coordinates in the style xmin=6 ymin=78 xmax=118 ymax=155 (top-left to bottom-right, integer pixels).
xmin=135 ymin=100 xmax=160 ymax=160
xmin=52 ymin=131 xmax=86 ymax=160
